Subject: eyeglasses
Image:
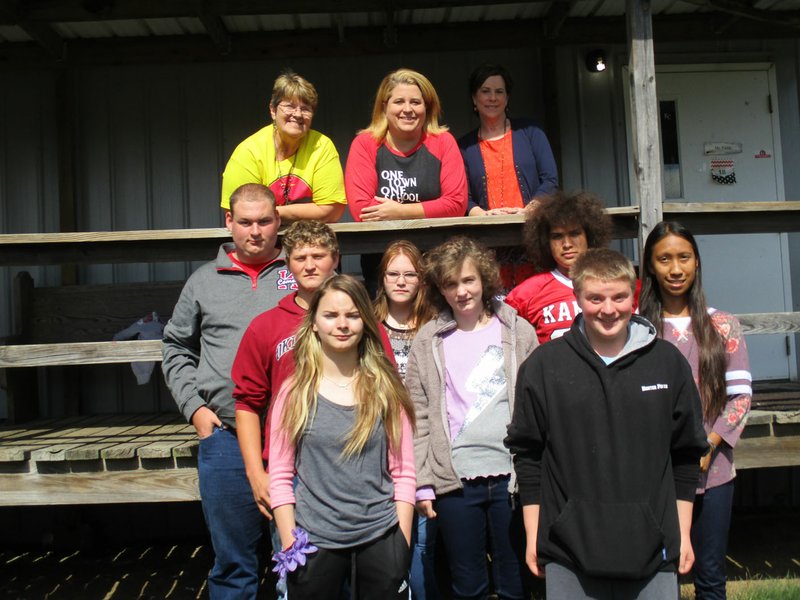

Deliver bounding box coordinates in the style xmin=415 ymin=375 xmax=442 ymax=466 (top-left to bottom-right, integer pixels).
xmin=385 ymin=271 xmax=419 ymax=282
xmin=277 ymin=102 xmax=314 ymax=117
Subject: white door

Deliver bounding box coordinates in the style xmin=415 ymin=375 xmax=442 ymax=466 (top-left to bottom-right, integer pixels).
xmin=654 ymin=64 xmax=793 ymax=380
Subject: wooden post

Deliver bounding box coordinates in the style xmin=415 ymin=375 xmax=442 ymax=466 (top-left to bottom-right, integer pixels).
xmin=626 ymin=0 xmax=663 ymax=255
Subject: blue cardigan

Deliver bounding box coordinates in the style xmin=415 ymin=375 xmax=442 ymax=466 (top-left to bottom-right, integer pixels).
xmin=458 ymin=118 xmax=558 ymax=214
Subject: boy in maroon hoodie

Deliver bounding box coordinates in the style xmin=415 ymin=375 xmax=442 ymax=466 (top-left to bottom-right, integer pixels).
xmin=234 ymin=220 xmax=340 ymax=517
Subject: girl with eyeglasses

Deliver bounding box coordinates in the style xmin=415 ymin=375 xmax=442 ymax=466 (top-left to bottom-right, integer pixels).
xmin=221 ymin=70 xmax=346 ymax=223
xmin=374 ymin=240 xmax=438 ymax=599
xmin=639 ymin=222 xmax=751 ymax=600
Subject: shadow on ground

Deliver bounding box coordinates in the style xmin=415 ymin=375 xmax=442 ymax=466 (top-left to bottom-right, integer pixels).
xmin=0 ymin=506 xmax=797 ymax=599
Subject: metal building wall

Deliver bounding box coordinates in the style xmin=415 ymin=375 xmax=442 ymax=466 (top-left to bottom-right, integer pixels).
xmin=1 ymin=47 xmax=548 ymax=417
xmin=0 ymin=70 xmax=62 ymax=419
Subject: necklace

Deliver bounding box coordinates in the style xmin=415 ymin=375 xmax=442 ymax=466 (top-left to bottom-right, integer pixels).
xmin=478 ymin=119 xmax=508 ymax=208
xmin=322 ymin=374 xmax=357 ymax=389
xmin=385 ymin=314 xmax=412 ymax=330
xmin=273 ymin=131 xmax=298 ymax=205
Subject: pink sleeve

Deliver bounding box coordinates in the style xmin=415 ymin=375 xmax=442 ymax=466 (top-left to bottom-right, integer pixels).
xmin=378 ymin=323 xmax=398 ymax=368
xmin=268 ymin=382 xmax=297 ymax=509
xmin=421 ymin=133 xmax=468 ymax=219
xmin=710 ymin=314 xmax=752 ymax=447
xmin=232 ymin=320 xmax=272 ymax=415
xmin=345 ymin=133 xmax=379 ymax=222
xmin=388 ymin=410 xmax=417 ymax=505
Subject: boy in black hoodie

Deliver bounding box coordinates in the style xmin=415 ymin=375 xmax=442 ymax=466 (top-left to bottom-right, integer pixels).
xmin=506 ymin=248 xmax=707 ymax=599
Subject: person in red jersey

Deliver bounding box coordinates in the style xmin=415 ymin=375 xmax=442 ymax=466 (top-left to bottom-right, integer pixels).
xmin=506 ymin=191 xmax=621 ymax=344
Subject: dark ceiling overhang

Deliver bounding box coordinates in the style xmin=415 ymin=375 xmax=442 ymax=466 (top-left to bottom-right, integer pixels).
xmin=0 ymin=1 xmax=798 ymax=67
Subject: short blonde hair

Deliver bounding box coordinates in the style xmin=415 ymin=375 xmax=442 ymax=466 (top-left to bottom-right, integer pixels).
xmin=360 ymin=68 xmax=448 ymax=141
xmin=570 ymin=248 xmax=636 ymax=295
xmin=270 ymin=70 xmax=319 ymax=111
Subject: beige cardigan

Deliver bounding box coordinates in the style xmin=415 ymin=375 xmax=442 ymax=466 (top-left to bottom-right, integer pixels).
xmin=405 ymin=299 xmax=538 ymax=497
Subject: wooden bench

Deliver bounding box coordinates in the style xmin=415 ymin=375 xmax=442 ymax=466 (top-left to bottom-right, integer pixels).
xmin=0 ymin=272 xmax=181 ymax=422
xmin=0 ymin=272 xmax=192 ymax=505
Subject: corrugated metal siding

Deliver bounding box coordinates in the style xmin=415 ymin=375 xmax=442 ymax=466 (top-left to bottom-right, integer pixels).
xmin=0 ymin=70 xmax=61 ymax=418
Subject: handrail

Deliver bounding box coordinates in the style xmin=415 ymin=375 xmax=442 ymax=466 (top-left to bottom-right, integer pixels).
xmin=0 ymin=202 xmax=798 ymax=267
xmin=1 ymin=311 xmax=797 ymax=369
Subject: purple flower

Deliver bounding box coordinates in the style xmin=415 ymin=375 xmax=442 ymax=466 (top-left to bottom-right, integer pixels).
xmin=271 ymin=527 xmax=318 ymax=581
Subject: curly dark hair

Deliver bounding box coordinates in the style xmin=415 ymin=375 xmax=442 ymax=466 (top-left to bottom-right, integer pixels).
xmin=423 ymin=236 xmax=501 ymax=314
xmin=523 ymin=190 xmax=612 ymax=272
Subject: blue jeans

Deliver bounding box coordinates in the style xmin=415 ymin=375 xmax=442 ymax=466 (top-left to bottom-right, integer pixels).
xmin=435 ymin=476 xmax=525 ymax=600
xmin=198 ymin=426 xmax=265 ymax=600
xmin=410 ymin=512 xmax=439 ymax=599
xmin=691 ymin=481 xmax=735 ymax=600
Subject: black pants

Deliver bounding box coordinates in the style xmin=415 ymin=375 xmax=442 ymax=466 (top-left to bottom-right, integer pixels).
xmin=287 ymin=525 xmax=410 ymax=600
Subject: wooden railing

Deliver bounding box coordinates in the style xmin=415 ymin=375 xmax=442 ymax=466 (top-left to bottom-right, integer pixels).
xmin=1 ymin=202 xmax=799 ymax=266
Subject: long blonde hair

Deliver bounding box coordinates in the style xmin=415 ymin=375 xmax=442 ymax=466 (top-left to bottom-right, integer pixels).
xmin=359 ymin=68 xmax=449 ymax=141
xmin=281 ymin=274 xmax=415 ymax=458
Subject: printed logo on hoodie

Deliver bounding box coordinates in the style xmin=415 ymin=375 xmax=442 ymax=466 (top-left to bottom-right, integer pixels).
xmin=641 ymin=383 xmax=669 ymax=392
xmin=275 ymin=335 xmax=296 ymax=361
xmin=277 ymin=270 xmax=298 ymax=291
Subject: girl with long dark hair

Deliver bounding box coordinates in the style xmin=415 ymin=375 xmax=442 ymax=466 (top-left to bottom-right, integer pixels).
xmin=640 ymin=222 xmax=751 ymax=600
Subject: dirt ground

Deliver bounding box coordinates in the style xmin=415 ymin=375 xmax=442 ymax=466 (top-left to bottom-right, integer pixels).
xmin=0 ymin=506 xmax=798 ymax=599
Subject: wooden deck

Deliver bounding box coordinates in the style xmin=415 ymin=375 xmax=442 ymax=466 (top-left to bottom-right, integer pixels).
xmin=737 ymin=409 xmax=800 ymax=470
xmin=0 ymin=396 xmax=797 ymax=506
xmin=0 ymin=413 xmax=199 ymax=506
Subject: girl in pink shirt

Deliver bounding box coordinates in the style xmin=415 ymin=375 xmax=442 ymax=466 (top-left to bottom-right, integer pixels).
xmin=269 ymin=274 xmax=416 ymax=599
xmin=640 ymin=222 xmax=751 ymax=600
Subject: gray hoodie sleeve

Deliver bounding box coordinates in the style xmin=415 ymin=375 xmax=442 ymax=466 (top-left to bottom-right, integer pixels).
xmin=162 ymin=277 xmax=206 ymax=423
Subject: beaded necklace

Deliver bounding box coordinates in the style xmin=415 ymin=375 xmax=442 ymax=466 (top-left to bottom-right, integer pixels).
xmin=274 ymin=129 xmax=299 ymax=205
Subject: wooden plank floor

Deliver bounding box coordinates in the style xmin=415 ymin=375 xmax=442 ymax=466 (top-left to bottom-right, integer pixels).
xmin=0 ymin=400 xmax=797 ymax=506
xmin=0 ymin=414 xmax=199 ymax=505
xmin=0 ymin=413 xmax=197 ymax=467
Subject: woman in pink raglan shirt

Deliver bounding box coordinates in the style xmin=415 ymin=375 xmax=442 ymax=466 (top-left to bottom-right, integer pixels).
xmin=345 ymin=68 xmax=467 ymax=292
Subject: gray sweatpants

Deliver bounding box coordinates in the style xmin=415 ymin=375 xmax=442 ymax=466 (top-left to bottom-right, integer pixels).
xmin=545 ymin=562 xmax=678 ymax=600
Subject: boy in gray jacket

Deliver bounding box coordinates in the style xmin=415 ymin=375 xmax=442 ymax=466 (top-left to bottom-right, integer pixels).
xmin=162 ymin=183 xmax=294 ymax=599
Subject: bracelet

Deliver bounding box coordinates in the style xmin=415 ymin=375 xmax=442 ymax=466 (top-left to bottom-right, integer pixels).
xmin=707 ymin=437 xmax=718 ymax=453
xmin=271 ymin=527 xmax=318 ymax=581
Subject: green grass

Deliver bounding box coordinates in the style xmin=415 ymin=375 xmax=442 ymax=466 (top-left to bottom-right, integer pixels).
xmin=680 ymin=578 xmax=800 ymax=600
